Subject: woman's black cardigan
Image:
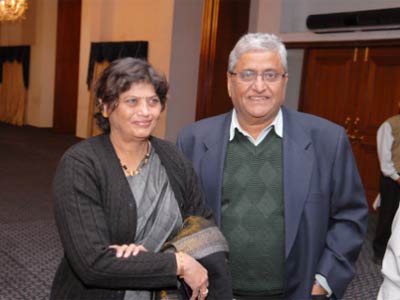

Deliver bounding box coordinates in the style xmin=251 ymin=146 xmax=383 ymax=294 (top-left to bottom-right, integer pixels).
xmin=50 ymin=134 xmax=232 ymax=300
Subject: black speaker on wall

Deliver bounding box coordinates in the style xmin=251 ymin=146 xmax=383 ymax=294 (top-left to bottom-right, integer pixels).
xmin=306 ymin=7 xmax=400 ymax=33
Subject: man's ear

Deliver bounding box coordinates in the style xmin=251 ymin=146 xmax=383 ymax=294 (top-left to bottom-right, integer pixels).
xmin=227 ymin=72 xmax=232 ymax=98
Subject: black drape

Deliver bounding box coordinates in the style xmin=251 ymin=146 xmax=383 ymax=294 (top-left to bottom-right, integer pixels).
xmin=86 ymin=41 xmax=148 ymax=89
xmin=0 ymin=46 xmax=30 ymax=89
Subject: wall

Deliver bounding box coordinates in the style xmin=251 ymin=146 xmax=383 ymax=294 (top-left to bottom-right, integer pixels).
xmin=252 ymin=0 xmax=400 ymax=42
xmin=0 ymin=0 xmax=203 ymax=140
xmin=281 ymin=0 xmax=400 ymax=41
xmin=165 ymin=0 xmax=203 ymax=142
xmin=3 ymin=1 xmax=398 ymax=137
xmin=0 ymin=0 xmax=58 ymax=127
xmin=76 ymin=0 xmax=175 ymax=138
xmin=285 ymin=49 xmax=304 ymax=111
xmin=249 ymin=0 xmax=281 ymax=33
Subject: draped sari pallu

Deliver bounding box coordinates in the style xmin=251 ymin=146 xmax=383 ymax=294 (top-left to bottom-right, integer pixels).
xmin=158 ymin=216 xmax=229 ymax=300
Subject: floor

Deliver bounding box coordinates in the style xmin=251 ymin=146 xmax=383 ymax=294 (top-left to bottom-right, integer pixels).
xmin=0 ymin=123 xmax=383 ymax=300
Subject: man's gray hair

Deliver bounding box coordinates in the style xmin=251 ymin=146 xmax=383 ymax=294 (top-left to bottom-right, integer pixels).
xmin=228 ymin=33 xmax=288 ymax=72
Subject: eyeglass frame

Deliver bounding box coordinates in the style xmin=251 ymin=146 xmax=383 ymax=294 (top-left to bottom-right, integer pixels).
xmin=229 ymin=69 xmax=288 ymax=83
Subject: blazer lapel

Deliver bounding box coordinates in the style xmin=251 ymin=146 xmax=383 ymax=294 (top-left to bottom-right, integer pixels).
xmin=199 ymin=113 xmax=231 ymax=226
xmin=282 ymin=108 xmax=314 ymax=258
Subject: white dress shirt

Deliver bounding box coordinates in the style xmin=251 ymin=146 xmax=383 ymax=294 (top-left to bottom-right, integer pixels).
xmin=377 ymin=121 xmax=400 ymax=181
xmin=229 ymin=109 xmax=283 ymax=144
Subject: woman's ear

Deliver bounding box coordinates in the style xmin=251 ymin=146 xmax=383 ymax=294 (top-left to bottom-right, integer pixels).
xmin=99 ymin=99 xmax=109 ymax=118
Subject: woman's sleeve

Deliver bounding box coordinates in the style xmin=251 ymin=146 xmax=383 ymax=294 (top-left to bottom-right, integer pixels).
xmin=53 ymin=150 xmax=178 ymax=290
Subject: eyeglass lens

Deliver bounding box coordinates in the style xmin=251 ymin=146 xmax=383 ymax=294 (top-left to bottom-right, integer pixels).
xmin=237 ymin=70 xmax=285 ymax=83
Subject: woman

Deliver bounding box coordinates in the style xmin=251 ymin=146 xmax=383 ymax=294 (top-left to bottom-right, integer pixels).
xmin=50 ymin=57 xmax=232 ymax=300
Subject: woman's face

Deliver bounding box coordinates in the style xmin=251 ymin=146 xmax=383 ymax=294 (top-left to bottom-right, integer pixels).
xmin=105 ymin=82 xmax=162 ymax=142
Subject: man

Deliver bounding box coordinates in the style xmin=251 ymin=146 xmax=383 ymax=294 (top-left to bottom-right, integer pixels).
xmin=373 ymin=108 xmax=400 ymax=263
xmin=177 ymin=33 xmax=368 ymax=300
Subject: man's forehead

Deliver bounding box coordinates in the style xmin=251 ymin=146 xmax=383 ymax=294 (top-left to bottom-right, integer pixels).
xmin=236 ymin=50 xmax=283 ymax=68
xmin=238 ymin=49 xmax=279 ymax=58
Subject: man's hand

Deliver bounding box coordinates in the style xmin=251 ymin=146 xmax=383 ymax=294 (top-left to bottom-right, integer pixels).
xmin=311 ymin=282 xmax=328 ymax=297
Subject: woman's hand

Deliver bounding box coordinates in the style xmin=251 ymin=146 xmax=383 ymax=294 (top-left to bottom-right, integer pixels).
xmin=109 ymin=244 xmax=148 ymax=258
xmin=176 ymin=252 xmax=209 ymax=300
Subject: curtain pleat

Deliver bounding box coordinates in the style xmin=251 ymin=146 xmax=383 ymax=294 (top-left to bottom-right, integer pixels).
xmin=88 ymin=61 xmax=110 ymax=136
xmin=86 ymin=41 xmax=148 ymax=89
xmin=0 ymin=46 xmax=30 ymax=88
xmin=0 ymin=62 xmax=26 ymax=126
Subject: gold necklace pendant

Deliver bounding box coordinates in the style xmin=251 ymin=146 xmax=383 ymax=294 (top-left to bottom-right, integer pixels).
xmin=121 ymin=141 xmax=151 ymax=177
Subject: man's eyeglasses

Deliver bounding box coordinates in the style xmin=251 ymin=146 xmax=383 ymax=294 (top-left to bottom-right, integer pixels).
xmin=229 ymin=70 xmax=288 ymax=83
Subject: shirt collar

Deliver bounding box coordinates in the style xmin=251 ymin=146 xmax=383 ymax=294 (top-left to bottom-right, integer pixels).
xmin=229 ymin=108 xmax=283 ymax=145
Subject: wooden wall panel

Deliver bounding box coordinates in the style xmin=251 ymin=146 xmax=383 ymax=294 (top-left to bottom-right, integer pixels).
xmin=301 ymin=45 xmax=400 ymax=210
xmin=53 ymin=0 xmax=81 ymax=134
xmin=196 ymin=0 xmax=250 ymax=120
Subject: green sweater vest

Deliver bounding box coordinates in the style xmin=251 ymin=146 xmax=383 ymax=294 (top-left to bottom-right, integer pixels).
xmin=221 ymin=129 xmax=285 ymax=298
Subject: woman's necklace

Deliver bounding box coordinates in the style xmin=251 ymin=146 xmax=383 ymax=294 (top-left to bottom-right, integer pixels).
xmin=120 ymin=141 xmax=151 ymax=177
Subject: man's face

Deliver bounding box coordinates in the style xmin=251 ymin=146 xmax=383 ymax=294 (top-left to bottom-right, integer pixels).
xmin=227 ymin=50 xmax=288 ymax=128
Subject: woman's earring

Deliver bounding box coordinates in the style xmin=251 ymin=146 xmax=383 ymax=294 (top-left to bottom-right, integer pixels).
xmin=102 ymin=111 xmax=108 ymax=118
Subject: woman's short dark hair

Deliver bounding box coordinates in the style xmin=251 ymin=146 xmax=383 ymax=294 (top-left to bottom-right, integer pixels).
xmin=94 ymin=57 xmax=169 ymax=133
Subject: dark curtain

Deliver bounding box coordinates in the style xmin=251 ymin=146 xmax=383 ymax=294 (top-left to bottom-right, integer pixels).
xmin=0 ymin=46 xmax=30 ymax=89
xmin=86 ymin=41 xmax=148 ymax=89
